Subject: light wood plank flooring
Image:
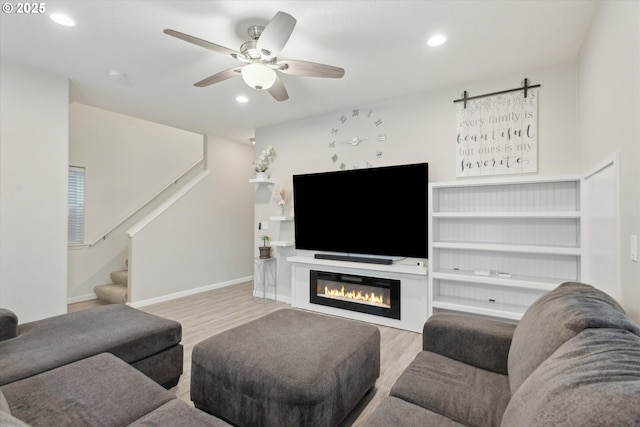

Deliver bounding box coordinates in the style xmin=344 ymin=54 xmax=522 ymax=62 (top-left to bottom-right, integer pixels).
xmin=68 ymin=282 xmax=422 ymax=426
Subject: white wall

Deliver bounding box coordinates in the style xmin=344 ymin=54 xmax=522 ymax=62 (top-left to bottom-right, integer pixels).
xmin=128 ymin=135 xmax=255 ymax=304
xmin=67 ymin=103 xmax=202 ymax=301
xmin=69 ymin=103 xmax=203 ymax=242
xmin=255 ymin=62 xmax=579 ymax=300
xmin=577 ymin=0 xmax=640 ymax=320
xmin=0 ymin=59 xmax=69 ymax=322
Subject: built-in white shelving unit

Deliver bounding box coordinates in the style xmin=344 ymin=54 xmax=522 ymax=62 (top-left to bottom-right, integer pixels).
xmin=429 ymin=176 xmax=582 ymax=321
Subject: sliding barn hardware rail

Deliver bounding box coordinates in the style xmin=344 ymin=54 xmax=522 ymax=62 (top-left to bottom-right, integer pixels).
xmin=454 ymin=78 xmax=541 ymax=108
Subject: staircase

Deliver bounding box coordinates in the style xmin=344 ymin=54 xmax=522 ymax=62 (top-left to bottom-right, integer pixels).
xmin=94 ymin=264 xmax=128 ymax=304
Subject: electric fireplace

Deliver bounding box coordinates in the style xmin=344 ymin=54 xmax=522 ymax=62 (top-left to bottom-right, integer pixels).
xmin=310 ymin=270 xmax=400 ymax=320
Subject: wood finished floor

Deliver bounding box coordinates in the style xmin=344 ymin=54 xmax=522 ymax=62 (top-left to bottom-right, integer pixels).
xmin=68 ymin=282 xmax=422 ymax=426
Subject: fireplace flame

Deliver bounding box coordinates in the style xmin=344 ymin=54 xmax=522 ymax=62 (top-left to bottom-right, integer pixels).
xmin=323 ymin=285 xmax=386 ymax=306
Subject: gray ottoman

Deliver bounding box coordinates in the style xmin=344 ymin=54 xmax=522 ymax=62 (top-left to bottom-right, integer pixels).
xmin=191 ymin=309 xmax=381 ymax=427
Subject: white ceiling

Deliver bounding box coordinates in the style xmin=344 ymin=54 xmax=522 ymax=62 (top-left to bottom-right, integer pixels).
xmin=0 ymin=1 xmax=595 ymax=144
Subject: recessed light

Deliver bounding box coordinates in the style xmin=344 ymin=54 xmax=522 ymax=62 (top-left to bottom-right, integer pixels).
xmin=50 ymin=13 xmax=75 ymax=27
xmin=107 ymin=69 xmax=126 ymax=81
xmin=236 ymin=95 xmax=249 ymax=103
xmin=427 ymin=34 xmax=446 ymax=47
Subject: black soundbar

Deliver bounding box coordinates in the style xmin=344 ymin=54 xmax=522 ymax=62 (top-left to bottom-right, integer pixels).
xmin=314 ymin=254 xmax=393 ymax=265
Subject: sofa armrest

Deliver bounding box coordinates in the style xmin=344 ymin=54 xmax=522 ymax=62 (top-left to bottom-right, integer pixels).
xmin=423 ymin=313 xmax=516 ymax=374
xmin=0 ymin=309 xmax=18 ymax=342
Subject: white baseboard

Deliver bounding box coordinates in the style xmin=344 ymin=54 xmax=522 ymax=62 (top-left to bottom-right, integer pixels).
xmin=128 ymin=276 xmax=253 ymax=308
xmin=68 ymin=277 xmax=292 ymax=308
xmin=252 ymin=289 xmax=292 ymax=305
xmin=67 ymin=293 xmax=98 ymax=304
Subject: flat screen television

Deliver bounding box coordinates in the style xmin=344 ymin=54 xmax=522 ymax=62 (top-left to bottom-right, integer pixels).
xmin=292 ymin=163 xmax=428 ymax=263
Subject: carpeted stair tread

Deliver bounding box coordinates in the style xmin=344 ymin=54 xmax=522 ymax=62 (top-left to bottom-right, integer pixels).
xmin=94 ymin=283 xmax=128 ymax=304
xmin=110 ymin=270 xmax=128 ymax=286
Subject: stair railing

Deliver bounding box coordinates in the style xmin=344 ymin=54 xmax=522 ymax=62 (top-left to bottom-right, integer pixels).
xmin=88 ymin=158 xmax=204 ymax=247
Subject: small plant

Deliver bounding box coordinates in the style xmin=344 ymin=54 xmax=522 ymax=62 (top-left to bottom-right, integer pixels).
xmin=254 ymin=146 xmax=277 ymax=173
xmin=258 ymin=235 xmax=271 ymax=259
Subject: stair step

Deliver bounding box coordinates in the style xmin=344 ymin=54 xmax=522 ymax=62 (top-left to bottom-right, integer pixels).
xmin=110 ymin=270 xmax=128 ymax=286
xmin=94 ymin=284 xmax=128 ymax=304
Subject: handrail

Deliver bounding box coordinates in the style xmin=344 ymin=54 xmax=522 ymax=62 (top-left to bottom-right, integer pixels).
xmin=88 ymin=158 xmax=204 ymax=247
xmin=126 ymin=169 xmax=209 ymax=238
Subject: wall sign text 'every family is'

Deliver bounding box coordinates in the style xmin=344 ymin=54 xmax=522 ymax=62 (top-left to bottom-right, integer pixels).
xmin=456 ymin=90 xmax=538 ymax=177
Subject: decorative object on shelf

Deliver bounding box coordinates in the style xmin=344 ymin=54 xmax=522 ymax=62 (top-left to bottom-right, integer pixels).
xmin=259 ymin=235 xmax=271 ymax=259
xmin=254 ymin=145 xmax=277 ymax=178
xmin=270 ymin=182 xmax=292 ymax=216
xmin=454 ymin=78 xmax=540 ymax=178
xmin=328 ymin=107 xmax=386 ymax=170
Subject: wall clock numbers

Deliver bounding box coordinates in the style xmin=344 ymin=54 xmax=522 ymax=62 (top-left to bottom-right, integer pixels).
xmin=328 ymin=108 xmax=386 ymax=169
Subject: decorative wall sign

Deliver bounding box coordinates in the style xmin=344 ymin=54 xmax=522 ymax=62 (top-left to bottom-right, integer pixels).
xmin=455 ymin=87 xmax=538 ymax=177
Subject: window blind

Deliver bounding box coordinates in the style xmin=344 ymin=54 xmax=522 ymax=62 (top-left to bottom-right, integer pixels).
xmin=68 ymin=166 xmax=85 ymax=244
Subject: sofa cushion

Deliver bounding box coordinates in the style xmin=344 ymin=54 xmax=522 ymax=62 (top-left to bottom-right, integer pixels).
xmin=1 ymin=353 xmax=174 ymax=427
xmin=390 ymin=351 xmax=511 ymax=427
xmin=0 ymin=309 xmax=18 ymax=341
xmin=507 ymin=281 xmax=640 ymax=394
xmin=0 ymin=304 xmax=181 ymax=386
xmin=129 ymin=399 xmax=232 ymax=427
xmin=365 ymin=396 xmax=466 ymax=427
xmin=502 ymin=328 xmax=640 ymax=427
xmin=423 ymin=313 xmax=516 ymax=375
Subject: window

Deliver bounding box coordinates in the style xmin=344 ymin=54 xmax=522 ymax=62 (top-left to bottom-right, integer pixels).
xmin=68 ymin=166 xmax=85 ymax=244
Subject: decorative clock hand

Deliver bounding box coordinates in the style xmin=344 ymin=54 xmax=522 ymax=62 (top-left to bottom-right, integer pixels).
xmin=339 ymin=137 xmax=368 ymax=146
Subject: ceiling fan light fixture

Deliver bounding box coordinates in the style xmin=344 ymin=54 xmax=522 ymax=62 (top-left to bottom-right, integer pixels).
xmin=50 ymin=13 xmax=76 ymax=27
xmin=427 ymin=34 xmax=447 ymax=47
xmin=241 ymin=63 xmax=277 ymax=91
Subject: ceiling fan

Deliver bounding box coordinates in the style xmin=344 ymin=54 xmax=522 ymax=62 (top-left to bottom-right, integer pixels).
xmin=164 ymin=11 xmax=345 ymax=102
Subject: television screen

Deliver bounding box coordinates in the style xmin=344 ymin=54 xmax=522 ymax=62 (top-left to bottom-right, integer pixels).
xmin=292 ymin=163 xmax=428 ymax=260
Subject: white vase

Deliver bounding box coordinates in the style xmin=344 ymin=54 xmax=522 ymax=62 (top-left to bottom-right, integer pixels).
xmin=255 ymin=172 xmax=268 ymax=180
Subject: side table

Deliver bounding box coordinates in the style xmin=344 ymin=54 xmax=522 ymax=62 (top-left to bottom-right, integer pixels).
xmin=253 ymin=257 xmax=277 ymax=302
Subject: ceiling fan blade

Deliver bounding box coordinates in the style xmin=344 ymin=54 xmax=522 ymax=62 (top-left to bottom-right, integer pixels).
xmin=256 ymin=11 xmax=297 ymax=58
xmin=194 ymin=67 xmax=242 ymax=87
xmin=164 ymin=29 xmax=242 ymax=58
xmin=267 ymin=75 xmax=289 ymax=102
xmin=277 ymin=60 xmax=345 ymax=78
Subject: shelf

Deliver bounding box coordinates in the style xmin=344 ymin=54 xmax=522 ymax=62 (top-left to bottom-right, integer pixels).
xmin=431 ymin=270 xmax=559 ymax=291
xmin=270 ymin=240 xmax=294 ymax=247
xmin=249 ymin=178 xmax=275 ymax=184
xmin=431 ymin=175 xmax=582 ymax=189
xmin=432 ymin=296 xmax=526 ymax=320
xmin=431 ymin=242 xmax=581 ymax=256
xmin=269 ymin=216 xmax=294 ymax=221
xmin=432 ymin=211 xmax=581 ymax=219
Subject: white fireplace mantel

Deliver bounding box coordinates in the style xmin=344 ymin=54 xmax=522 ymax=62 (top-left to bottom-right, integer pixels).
xmin=288 ymin=256 xmax=429 ymax=333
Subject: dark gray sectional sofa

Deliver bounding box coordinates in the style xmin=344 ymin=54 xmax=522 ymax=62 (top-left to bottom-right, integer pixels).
xmin=366 ymin=282 xmax=640 ymax=426
xmin=0 ymin=304 xmax=183 ymax=388
xmin=0 ymin=304 xmax=229 ymax=426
